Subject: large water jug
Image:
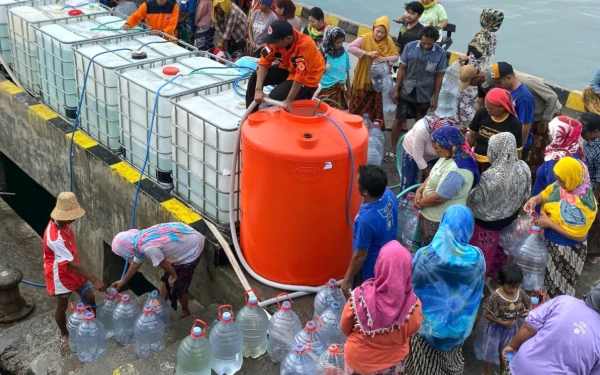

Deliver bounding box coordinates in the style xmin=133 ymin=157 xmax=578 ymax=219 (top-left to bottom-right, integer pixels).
xmin=76 ymin=309 xmax=107 ymax=363
xmin=367 ymin=121 xmax=385 ymax=166
xmin=499 ymin=215 xmax=532 ymax=256
xmin=135 ymin=305 xmax=166 ymax=358
xmin=267 ymin=294 xmax=303 ymax=363
xmin=316 ymin=344 xmax=345 ymax=375
xmin=435 ymin=61 xmax=461 ymax=117
xmin=294 ymin=320 xmax=327 ymax=361
xmin=397 ymin=193 xmax=416 ymax=238
xmin=362 ymin=113 xmax=373 ymax=131
xmin=236 ymin=290 xmax=269 ymax=359
xmin=67 ymin=302 xmax=86 ymax=352
xmin=318 ymin=301 xmax=346 ymax=347
xmin=280 ymin=343 xmax=317 ymax=375
xmin=513 ymin=225 xmax=549 ymax=291
xmin=97 ymin=288 xmax=120 ymax=339
xmin=145 ymin=290 xmax=170 ymax=326
xmin=401 ymin=210 xmax=420 ymax=251
xmin=113 ymin=293 xmax=141 ymax=344
xmin=314 ymin=279 xmax=346 ymax=319
xmin=209 ymin=305 xmax=244 ymax=375
xmin=176 ymin=320 xmax=213 ymax=375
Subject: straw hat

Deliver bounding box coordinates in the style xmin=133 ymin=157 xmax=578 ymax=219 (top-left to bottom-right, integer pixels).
xmin=51 ymin=192 xmax=86 ymax=221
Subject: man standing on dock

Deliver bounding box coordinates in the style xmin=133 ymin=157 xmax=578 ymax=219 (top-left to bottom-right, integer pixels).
xmin=245 ymin=19 xmax=325 ymax=112
xmin=43 ymin=192 xmax=105 ymax=344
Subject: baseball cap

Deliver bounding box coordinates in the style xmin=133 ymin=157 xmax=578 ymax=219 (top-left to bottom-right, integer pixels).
xmin=482 ymin=62 xmax=514 ymax=88
xmin=581 ymin=112 xmax=600 ymax=132
xmin=264 ymin=20 xmax=294 ymax=44
xmin=459 ymin=64 xmax=479 ymax=90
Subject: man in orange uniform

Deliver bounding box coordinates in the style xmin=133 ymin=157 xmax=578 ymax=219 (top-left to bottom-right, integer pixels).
xmin=245 ymin=19 xmax=325 ymax=112
xmin=122 ymin=0 xmax=179 ymax=37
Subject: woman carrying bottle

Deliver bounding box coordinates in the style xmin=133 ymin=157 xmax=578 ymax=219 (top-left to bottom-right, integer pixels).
xmin=467 ymin=133 xmax=531 ymax=281
xmin=404 ymin=205 xmax=485 ymax=375
xmin=413 ymin=126 xmax=479 ymax=246
xmin=348 ymin=16 xmax=398 ymax=129
xmin=341 ymin=240 xmax=423 ymax=375
xmin=524 ymin=157 xmax=598 ymax=298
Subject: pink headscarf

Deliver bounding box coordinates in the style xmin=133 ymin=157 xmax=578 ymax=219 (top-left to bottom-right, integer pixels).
xmin=544 ymin=116 xmax=583 ymax=161
xmin=350 ymin=240 xmax=418 ymax=334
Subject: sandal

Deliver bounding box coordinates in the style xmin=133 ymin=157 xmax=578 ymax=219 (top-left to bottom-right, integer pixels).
xmin=383 ymin=152 xmax=396 ymax=163
xmin=586 ymin=256 xmax=598 ymax=264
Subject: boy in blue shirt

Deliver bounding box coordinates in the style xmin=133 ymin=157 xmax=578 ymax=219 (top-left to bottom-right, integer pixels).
xmin=483 ymin=62 xmax=535 ymax=160
xmin=340 ymin=165 xmax=399 ymax=293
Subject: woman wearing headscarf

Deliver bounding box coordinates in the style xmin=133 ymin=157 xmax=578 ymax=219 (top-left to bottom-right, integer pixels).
xmin=524 ymin=157 xmax=598 ymax=298
xmin=405 ymin=205 xmax=485 ymax=375
xmin=110 ymin=223 xmax=205 ymax=317
xmin=318 ymin=27 xmax=351 ymax=110
xmin=414 ymin=126 xmax=479 ymax=246
xmin=467 ymin=88 xmax=523 ymax=173
xmin=212 ymin=0 xmax=247 ymax=55
xmin=348 ymin=16 xmax=398 ymax=128
xmin=466 ymin=9 xmax=504 ymax=70
xmin=341 ymin=240 xmax=422 ymax=375
xmin=399 ymin=115 xmax=459 ymax=192
xmin=468 ymin=133 xmax=531 ymax=280
xmin=502 ymin=281 xmax=600 ymax=375
xmin=531 ymin=116 xmax=583 ymax=197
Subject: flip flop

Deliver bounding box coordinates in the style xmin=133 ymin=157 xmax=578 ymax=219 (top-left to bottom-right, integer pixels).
xmin=383 ymin=152 xmax=396 ymax=163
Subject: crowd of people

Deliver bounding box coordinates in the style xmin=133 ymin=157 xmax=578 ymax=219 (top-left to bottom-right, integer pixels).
xmin=41 ymin=0 xmax=600 ymax=374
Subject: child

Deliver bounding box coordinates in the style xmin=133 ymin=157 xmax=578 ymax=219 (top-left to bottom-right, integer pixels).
xmin=318 ymin=27 xmax=351 ymax=110
xmin=479 ymin=264 xmax=531 ymax=375
xmin=303 ymin=6 xmax=327 ymax=46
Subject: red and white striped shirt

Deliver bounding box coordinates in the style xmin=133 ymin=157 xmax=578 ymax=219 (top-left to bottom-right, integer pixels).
xmin=42 ymin=221 xmax=85 ymax=295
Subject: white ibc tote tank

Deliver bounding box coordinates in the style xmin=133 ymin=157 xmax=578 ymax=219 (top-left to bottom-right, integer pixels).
xmin=116 ymin=55 xmax=243 ymax=185
xmin=0 ymin=0 xmax=33 ymax=66
xmin=7 ymin=0 xmax=109 ymax=94
xmin=170 ymin=78 xmax=249 ymax=226
xmin=73 ymin=33 xmax=197 ymax=151
xmin=34 ymin=15 xmax=142 ymax=118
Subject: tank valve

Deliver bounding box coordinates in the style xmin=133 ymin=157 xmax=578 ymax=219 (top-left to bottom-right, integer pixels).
xmin=131 ymin=51 xmax=148 ymax=60
xmin=303 ymin=133 xmax=312 ymax=139
xmin=0 ymin=266 xmax=34 ymax=324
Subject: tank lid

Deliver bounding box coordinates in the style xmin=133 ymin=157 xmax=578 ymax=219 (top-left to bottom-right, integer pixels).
xmin=131 ymin=51 xmax=147 ymax=60
xmin=407 ymin=192 xmax=415 ymax=200
xmin=191 ymin=326 xmax=203 ymax=338
xmin=83 ymin=311 xmax=94 ymax=322
xmin=106 ymin=288 xmax=118 ymax=300
xmin=305 ymin=321 xmax=317 ymax=332
xmin=75 ymin=302 xmax=85 ymax=311
xmin=293 ymin=343 xmax=307 ymax=354
xmin=221 ymin=312 xmax=232 ymax=322
xmin=67 ymin=9 xmax=83 ymax=16
xmin=327 ymin=278 xmax=337 ymax=288
xmin=530 ymin=225 xmax=542 ymax=234
xmin=531 ymin=296 xmax=539 ymax=304
xmin=328 ymin=344 xmax=341 ymax=354
xmin=331 ymin=301 xmax=340 ymax=309
xmin=121 ymin=294 xmax=131 ymax=302
xmin=247 ymin=295 xmax=258 ymax=306
xmin=150 ymin=290 xmax=158 ymax=297
xmin=143 ymin=305 xmax=155 ymax=315
xmin=281 ymin=301 xmax=292 ymax=310
xmin=162 ymin=66 xmax=179 ymax=76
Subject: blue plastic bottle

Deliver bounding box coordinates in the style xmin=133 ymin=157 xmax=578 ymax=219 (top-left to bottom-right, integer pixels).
xmin=209 ymin=305 xmax=244 ymax=375
xmin=318 ymin=301 xmax=346 ymax=346
xmin=293 ymin=320 xmax=327 ymax=361
xmin=313 ymin=279 xmax=346 ymax=319
xmin=67 ymin=302 xmax=85 ymax=352
xmin=145 ymin=290 xmax=170 ymax=326
xmin=113 ymin=293 xmax=141 ymax=344
xmin=267 ymin=294 xmax=303 ymax=363
xmin=76 ymin=310 xmax=107 ymax=363
xmin=134 ymin=304 xmax=166 ymax=358
xmin=367 ymin=121 xmax=385 ymax=166
xmin=280 ymin=343 xmax=316 ymax=375
xmin=97 ymin=288 xmax=119 ymax=339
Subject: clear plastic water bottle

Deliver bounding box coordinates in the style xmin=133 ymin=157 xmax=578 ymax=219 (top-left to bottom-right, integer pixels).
xmin=267 ymin=294 xmax=302 ymax=363
xmin=434 ymin=61 xmax=461 ymax=117
xmin=362 ymin=113 xmax=373 ymax=131
xmin=209 ymin=305 xmax=244 ymax=375
xmin=316 ymin=344 xmax=345 ymax=375
xmin=236 ymin=290 xmax=269 ymax=359
xmin=318 ymin=301 xmax=346 ymax=347
xmin=313 ymin=279 xmax=346 ymax=319
xmin=367 ymin=121 xmax=385 ymax=166
xmin=513 ymin=225 xmax=549 ymax=291
xmin=176 ymin=320 xmax=213 ymax=375
xmin=113 ymin=293 xmax=141 ymax=344
xmin=499 ymin=215 xmax=532 ymax=256
xmin=401 ymin=210 xmax=420 ymax=251
xmin=397 ymin=193 xmax=416 ymax=240
xmin=294 ymin=320 xmax=327 ymax=361
xmin=145 ymin=290 xmax=170 ymax=326
xmin=76 ymin=309 xmax=107 ymax=363
xmin=97 ymin=288 xmax=120 ymax=339
xmin=67 ymin=302 xmax=85 ymax=352
xmin=280 ymin=343 xmax=316 ymax=375
xmin=134 ymin=304 xmax=166 ymax=358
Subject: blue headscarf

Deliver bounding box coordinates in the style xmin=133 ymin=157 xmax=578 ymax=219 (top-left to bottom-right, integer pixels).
xmin=431 ymin=126 xmax=480 ymax=185
xmin=412 ymin=205 xmax=485 ymax=352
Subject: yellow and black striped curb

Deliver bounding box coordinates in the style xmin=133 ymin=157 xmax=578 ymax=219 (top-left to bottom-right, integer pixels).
xmin=295 ymin=2 xmax=586 ymax=114
xmin=0 ymin=77 xmax=211 ymax=241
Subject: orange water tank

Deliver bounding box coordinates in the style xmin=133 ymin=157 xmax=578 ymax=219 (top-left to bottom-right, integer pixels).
xmin=240 ymin=100 xmax=368 ymax=286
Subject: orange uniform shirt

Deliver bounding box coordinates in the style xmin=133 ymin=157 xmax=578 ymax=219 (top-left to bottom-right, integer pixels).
xmin=126 ymin=0 xmax=179 ymax=37
xmin=258 ymin=29 xmax=325 ymax=88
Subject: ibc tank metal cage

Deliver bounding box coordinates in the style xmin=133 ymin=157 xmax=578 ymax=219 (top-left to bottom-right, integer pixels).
xmin=33 ymin=12 xmax=146 ymax=119
xmin=0 ymin=0 xmax=44 ymax=67
xmin=7 ymin=1 xmax=111 ymax=95
xmin=170 ymin=78 xmax=249 ymax=227
xmin=71 ymin=32 xmax=197 ymax=152
xmin=115 ymin=52 xmax=243 ymax=186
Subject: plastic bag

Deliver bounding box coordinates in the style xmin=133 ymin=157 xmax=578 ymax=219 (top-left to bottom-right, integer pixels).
xmin=370 ymin=62 xmax=392 ymax=93
xmin=499 ymin=215 xmax=533 ymax=257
